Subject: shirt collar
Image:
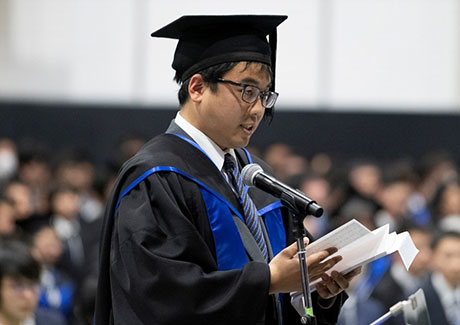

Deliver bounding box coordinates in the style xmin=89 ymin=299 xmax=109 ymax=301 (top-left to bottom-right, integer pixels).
xmin=431 ymin=271 xmax=460 ymax=309
xmin=174 ymin=111 xmax=236 ymax=171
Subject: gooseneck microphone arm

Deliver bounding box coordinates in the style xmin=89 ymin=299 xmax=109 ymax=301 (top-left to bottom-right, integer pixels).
xmin=241 ymin=163 xmax=322 ymax=325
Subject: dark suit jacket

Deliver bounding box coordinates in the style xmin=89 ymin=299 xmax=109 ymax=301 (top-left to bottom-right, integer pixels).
xmin=421 ymin=275 xmax=450 ymax=325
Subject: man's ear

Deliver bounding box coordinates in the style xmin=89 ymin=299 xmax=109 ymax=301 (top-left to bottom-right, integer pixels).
xmin=188 ymin=74 xmax=206 ymax=103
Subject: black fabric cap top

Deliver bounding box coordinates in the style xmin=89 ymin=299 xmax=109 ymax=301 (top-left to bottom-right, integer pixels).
xmin=151 ymin=15 xmax=287 ymax=82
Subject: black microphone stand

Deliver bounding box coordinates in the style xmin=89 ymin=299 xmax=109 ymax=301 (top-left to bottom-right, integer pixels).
xmin=280 ymin=192 xmax=321 ymax=325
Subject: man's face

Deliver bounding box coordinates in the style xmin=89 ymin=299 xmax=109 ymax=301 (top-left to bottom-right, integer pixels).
xmin=433 ymin=236 xmax=460 ymax=288
xmin=408 ymin=229 xmax=432 ymax=276
xmin=197 ymin=62 xmax=270 ymax=150
xmin=0 ymin=276 xmax=39 ymax=322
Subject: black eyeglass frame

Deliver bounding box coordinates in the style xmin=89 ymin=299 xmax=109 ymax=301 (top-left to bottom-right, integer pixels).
xmin=216 ymin=78 xmax=279 ymax=109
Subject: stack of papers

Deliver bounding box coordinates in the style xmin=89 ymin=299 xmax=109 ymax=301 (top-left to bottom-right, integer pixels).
xmin=306 ymin=219 xmax=419 ymax=288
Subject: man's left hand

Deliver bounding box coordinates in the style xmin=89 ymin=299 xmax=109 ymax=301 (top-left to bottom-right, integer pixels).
xmin=315 ymin=266 xmax=362 ymax=299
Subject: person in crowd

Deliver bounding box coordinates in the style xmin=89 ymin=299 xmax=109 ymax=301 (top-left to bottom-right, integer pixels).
xmin=0 ymin=237 xmax=66 ymax=325
xmin=95 ymin=15 xmax=361 ymax=324
xmin=298 ymin=174 xmax=332 ymax=238
xmin=374 ymin=171 xmax=414 ymax=232
xmin=19 ymin=215 xmax=75 ymax=321
xmin=336 ymin=265 xmax=386 ymax=325
xmin=53 ymin=150 xmax=104 ymax=224
xmin=49 ymin=186 xmax=101 ymax=286
xmin=370 ymin=223 xmax=433 ymax=324
xmin=17 ymin=139 xmax=52 ymax=217
xmin=263 ymin=143 xmax=309 ymax=184
xmin=339 ymin=158 xmax=382 ymax=217
xmin=430 ymin=178 xmax=460 ymax=233
xmin=409 ymin=150 xmax=459 ymax=225
xmin=4 ymin=180 xmax=36 ymax=224
xmin=421 ymin=230 xmax=460 ymax=325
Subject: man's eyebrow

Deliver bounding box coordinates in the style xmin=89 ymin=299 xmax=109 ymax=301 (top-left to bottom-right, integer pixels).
xmin=240 ymin=77 xmax=272 ymax=90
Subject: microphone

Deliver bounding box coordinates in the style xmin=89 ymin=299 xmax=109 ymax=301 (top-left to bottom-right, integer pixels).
xmin=370 ymin=288 xmax=431 ymax=325
xmin=241 ymin=163 xmax=323 ymax=217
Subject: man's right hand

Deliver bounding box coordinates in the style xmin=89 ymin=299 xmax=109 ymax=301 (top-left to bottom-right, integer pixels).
xmin=268 ymin=239 xmax=342 ymax=294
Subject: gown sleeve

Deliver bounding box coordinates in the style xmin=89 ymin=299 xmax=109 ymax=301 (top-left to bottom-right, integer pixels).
xmin=109 ymin=170 xmax=271 ymax=324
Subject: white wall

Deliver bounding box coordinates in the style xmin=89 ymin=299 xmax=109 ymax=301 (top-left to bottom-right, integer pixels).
xmin=0 ymin=0 xmax=459 ymax=111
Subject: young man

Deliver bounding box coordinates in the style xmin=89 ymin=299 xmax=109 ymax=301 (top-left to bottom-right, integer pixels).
xmin=421 ymin=230 xmax=460 ymax=325
xmin=0 ymin=238 xmax=66 ymax=325
xmin=95 ymin=15 xmax=360 ymax=324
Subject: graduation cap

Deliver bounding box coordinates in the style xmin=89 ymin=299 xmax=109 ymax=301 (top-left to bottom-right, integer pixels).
xmin=151 ymin=15 xmax=287 ymax=85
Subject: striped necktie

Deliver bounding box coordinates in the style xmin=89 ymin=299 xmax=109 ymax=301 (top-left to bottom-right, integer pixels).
xmin=222 ymin=153 xmax=268 ymax=262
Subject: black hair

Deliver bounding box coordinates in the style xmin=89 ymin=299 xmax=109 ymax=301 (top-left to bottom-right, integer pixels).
xmin=0 ymin=238 xmax=41 ymax=304
xmin=431 ymin=230 xmax=460 ymax=250
xmin=175 ymin=61 xmax=274 ymax=121
xmin=429 ymin=177 xmax=460 ymax=223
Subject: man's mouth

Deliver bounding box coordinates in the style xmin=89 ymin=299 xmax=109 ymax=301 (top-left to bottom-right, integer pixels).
xmin=241 ymin=124 xmax=255 ymax=133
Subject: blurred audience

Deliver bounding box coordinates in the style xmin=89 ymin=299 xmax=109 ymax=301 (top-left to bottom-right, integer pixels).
xmin=0 ymin=136 xmax=459 ymax=324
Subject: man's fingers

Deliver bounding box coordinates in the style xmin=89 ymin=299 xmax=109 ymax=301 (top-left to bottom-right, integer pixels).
xmin=330 ymin=271 xmax=350 ymax=290
xmin=321 ymin=273 xmax=342 ymax=294
xmin=343 ymin=266 xmax=362 ymax=281
xmin=308 ymin=247 xmax=338 ymax=263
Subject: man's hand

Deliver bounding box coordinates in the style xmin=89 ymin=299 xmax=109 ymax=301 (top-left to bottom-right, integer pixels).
xmin=268 ymin=239 xmax=342 ymax=294
xmin=315 ymin=267 xmax=362 ymax=299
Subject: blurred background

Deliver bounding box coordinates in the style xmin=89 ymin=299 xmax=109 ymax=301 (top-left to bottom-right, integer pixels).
xmin=1 ymin=1 xmax=460 ymax=324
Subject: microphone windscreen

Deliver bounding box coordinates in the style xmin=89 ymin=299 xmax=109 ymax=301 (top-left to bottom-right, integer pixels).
xmin=241 ymin=163 xmax=263 ymax=187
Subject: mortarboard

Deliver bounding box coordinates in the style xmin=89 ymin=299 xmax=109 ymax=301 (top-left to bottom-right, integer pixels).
xmin=151 ymin=15 xmax=287 ymax=85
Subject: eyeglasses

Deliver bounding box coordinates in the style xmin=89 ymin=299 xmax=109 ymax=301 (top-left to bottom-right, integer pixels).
xmin=3 ymin=278 xmax=40 ymax=295
xmin=217 ymin=78 xmax=279 ymax=109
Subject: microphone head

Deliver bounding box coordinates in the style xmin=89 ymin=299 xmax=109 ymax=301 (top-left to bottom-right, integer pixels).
xmin=241 ymin=163 xmax=263 ymax=187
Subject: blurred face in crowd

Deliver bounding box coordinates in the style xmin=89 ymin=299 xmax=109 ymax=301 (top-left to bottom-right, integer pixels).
xmin=439 ymin=183 xmax=460 ymax=217
xmin=407 ymin=229 xmax=432 ymax=276
xmin=432 ymin=235 xmax=460 ymax=288
xmin=349 ymin=164 xmax=381 ymax=198
xmin=378 ymin=181 xmax=413 ymax=217
xmin=5 ymin=182 xmax=33 ymax=220
xmin=0 ymin=275 xmax=40 ymax=324
xmin=32 ymin=227 xmax=63 ymax=268
xmin=0 ymin=201 xmax=16 ymax=235
xmin=19 ymin=159 xmax=51 ymax=189
xmin=51 ymin=190 xmax=80 ymax=220
xmin=56 ymin=161 xmax=95 ymax=192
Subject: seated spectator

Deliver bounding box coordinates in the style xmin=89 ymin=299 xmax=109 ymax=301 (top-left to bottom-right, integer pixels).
xmin=374 ymin=171 xmax=414 ymax=232
xmin=0 ymin=237 xmax=66 ymax=325
xmin=4 ymin=180 xmax=35 ymax=223
xmin=20 ymin=216 xmax=75 ymax=320
xmin=430 ymin=178 xmax=460 ymax=233
xmin=337 ymin=265 xmax=386 ymax=325
xmin=421 ymin=230 xmax=460 ymax=325
xmin=370 ymin=223 xmax=433 ymax=323
xmin=49 ymin=186 xmax=101 ymax=286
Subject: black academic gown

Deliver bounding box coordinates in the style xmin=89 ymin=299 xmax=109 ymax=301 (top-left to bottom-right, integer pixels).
xmin=95 ymin=123 xmax=346 ymax=325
